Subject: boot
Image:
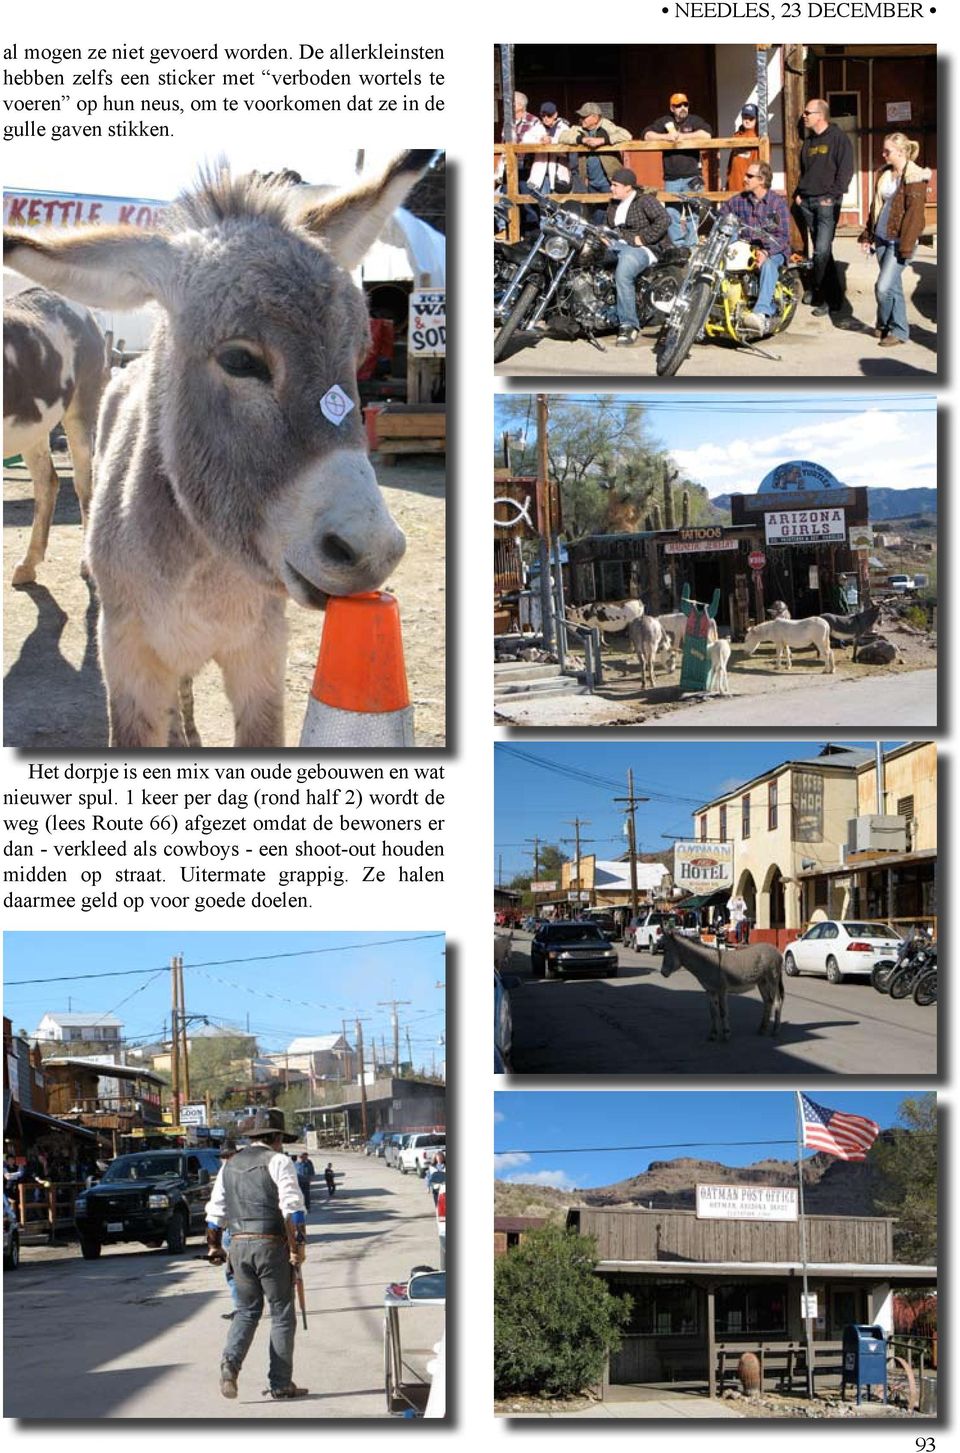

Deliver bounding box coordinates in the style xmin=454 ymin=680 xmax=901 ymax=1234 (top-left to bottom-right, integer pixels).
xmin=264 ymin=1382 xmax=310 ymax=1400
xmin=220 ymin=1362 xmax=239 ymax=1399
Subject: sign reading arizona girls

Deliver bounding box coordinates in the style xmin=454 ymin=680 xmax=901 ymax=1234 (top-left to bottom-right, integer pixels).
xmin=673 ymin=841 xmax=734 ymax=890
xmin=764 ymin=508 xmax=847 ymax=544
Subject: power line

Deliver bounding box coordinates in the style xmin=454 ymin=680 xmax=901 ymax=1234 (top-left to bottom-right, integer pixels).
xmin=496 ymin=1138 xmax=800 ymax=1156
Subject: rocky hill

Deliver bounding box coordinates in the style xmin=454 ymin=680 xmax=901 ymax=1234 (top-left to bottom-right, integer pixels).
xmin=710 ymin=487 xmax=936 ymax=521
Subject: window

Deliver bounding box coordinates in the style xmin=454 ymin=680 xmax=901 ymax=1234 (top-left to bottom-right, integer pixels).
xmin=814 ymin=877 xmax=829 ymax=907
xmin=897 ymin=794 xmax=915 ymax=823
xmin=742 ymin=795 xmax=751 ymax=840
xmin=715 ymin=1283 xmax=787 ymax=1336
xmin=719 ymin=805 xmax=727 ymax=842
xmin=768 ymin=780 xmax=779 ymax=831
xmin=700 ymin=814 xmax=707 ymax=843
xmin=609 ymin=1277 xmax=699 ymax=1337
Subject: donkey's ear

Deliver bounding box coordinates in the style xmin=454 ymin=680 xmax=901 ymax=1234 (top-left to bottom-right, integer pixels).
xmin=297 ymin=150 xmax=436 ymax=271
xmin=3 ymin=228 xmax=177 ymax=310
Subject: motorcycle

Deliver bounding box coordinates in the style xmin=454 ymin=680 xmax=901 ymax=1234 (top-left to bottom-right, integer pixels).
xmin=872 ymin=930 xmax=934 ymax=995
xmin=494 ymin=197 xmax=686 ymax=363
xmin=888 ymin=940 xmax=937 ymax=1001
xmin=912 ymin=961 xmax=937 ymax=1006
xmin=655 ymin=198 xmax=809 ymax=378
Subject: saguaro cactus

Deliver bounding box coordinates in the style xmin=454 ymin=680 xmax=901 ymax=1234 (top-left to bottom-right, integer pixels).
xmin=682 ymin=489 xmax=691 ymax=528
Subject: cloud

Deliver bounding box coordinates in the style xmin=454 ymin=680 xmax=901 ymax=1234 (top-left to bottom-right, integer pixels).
xmin=504 ymin=1168 xmax=577 ymax=1190
xmin=493 ymin=1110 xmax=505 ymax=1123
xmin=494 ymin=1151 xmax=530 ymax=1173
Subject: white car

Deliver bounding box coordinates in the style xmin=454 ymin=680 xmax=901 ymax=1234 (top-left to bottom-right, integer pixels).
xmin=783 ymin=920 xmax=903 ymax=983
xmin=398 ymin=1133 xmax=446 ymax=1176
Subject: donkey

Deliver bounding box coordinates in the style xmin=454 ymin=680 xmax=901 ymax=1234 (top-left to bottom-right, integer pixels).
xmin=3 ymin=151 xmax=434 ymax=748
xmin=743 ymin=617 xmax=835 ymax=674
xmin=656 ymin=609 xmax=718 ymax=672
xmin=706 ymin=637 xmax=732 ymax=696
xmin=627 ymin=613 xmax=664 ymax=689
xmin=3 ymin=287 xmax=106 ymax=585
xmin=572 ymin=599 xmax=645 ymax=635
xmin=661 ymin=929 xmax=785 ymax=1041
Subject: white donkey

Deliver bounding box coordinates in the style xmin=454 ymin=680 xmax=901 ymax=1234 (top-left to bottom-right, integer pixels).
xmin=3 ymin=287 xmax=106 ymax=585
xmin=743 ymin=617 xmax=835 ymax=674
xmin=661 ymin=930 xmax=785 ymax=1041
xmin=706 ymin=638 xmax=732 ymax=695
xmin=627 ymin=614 xmax=664 ymax=689
xmin=3 ymin=151 xmax=434 ymax=748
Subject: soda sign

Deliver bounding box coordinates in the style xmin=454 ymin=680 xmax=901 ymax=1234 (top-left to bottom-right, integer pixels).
xmin=409 ymin=289 xmax=446 ymax=356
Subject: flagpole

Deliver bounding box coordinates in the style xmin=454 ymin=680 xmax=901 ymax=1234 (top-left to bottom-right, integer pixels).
xmin=795 ymin=1091 xmax=815 ymax=1399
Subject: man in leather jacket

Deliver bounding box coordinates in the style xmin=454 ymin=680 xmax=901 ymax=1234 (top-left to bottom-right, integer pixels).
xmin=206 ymin=1111 xmax=308 ymax=1401
xmin=605 ymin=168 xmax=671 ymax=346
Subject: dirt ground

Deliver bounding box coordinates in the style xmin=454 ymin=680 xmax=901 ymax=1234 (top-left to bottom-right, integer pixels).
xmin=3 ymin=452 xmax=445 ymax=749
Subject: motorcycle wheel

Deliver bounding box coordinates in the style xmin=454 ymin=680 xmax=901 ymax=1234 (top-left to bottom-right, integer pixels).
xmin=766 ymin=272 xmax=804 ymax=337
xmin=655 ymin=278 xmax=714 ymax=378
xmin=888 ymin=966 xmax=918 ymax=1000
xmin=871 ymin=959 xmax=898 ymax=993
xmin=494 ymin=280 xmax=542 ymax=363
xmin=913 ymin=968 xmax=937 ymax=1007
xmin=639 ymin=265 xmax=684 ymax=327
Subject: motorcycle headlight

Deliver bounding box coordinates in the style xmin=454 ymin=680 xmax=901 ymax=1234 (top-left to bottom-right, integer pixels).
xmin=148 ymin=1193 xmax=171 ymax=1210
xmin=543 ymin=235 xmax=571 ymax=261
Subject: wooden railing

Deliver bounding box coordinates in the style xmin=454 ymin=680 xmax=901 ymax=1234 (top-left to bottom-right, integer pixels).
xmin=495 ymin=136 xmax=771 ymax=242
xmin=12 ymin=1178 xmax=85 ymax=1242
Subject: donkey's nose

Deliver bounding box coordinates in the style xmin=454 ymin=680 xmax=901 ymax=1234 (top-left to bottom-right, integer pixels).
xmin=320 ymin=532 xmax=359 ymax=568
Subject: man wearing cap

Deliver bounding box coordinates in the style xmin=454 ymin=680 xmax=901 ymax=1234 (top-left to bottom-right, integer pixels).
xmin=725 ymin=104 xmax=761 ymax=193
xmin=720 ymin=160 xmax=791 ymax=336
xmin=605 ymin=169 xmax=672 ymax=346
xmin=559 ymin=104 xmax=633 ymax=219
xmin=205 ymin=1110 xmax=309 ymax=1401
xmin=644 ymin=93 xmax=713 ymax=247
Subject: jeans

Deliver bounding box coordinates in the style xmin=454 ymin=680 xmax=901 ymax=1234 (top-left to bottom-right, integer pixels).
xmin=297 ymin=1178 xmax=311 ymax=1211
xmin=874 ymin=236 xmax=910 ymax=340
xmin=753 ymin=252 xmax=786 ymax=316
xmin=223 ymin=1239 xmax=297 ymax=1391
xmin=615 ymin=245 xmax=657 ymax=328
xmin=664 ymin=175 xmax=701 ymax=248
xmin=795 ymin=194 xmax=844 ymax=310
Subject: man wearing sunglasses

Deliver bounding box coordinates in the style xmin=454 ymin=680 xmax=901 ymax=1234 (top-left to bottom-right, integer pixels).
xmin=644 ymin=91 xmax=712 ymax=248
xmin=720 ymin=161 xmax=790 ymax=336
xmin=795 ymin=98 xmax=855 ymax=326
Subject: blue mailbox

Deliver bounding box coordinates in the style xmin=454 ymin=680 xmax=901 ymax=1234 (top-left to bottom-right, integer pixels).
xmin=841 ymin=1323 xmax=887 ymax=1404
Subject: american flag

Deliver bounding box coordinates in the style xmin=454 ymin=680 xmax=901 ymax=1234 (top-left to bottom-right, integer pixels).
xmin=799 ymin=1094 xmax=880 ymax=1161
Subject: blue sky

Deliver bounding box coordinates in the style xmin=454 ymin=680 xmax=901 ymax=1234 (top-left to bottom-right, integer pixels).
xmin=494 ymin=741 xmax=894 ymax=883
xmin=494 ymin=1090 xmax=921 ymax=1190
xmin=3 ymin=931 xmax=446 ymax=1063
xmin=493 ymin=393 xmax=937 ymax=499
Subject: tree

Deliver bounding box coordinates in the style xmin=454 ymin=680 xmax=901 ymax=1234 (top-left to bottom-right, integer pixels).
xmin=187 ymin=1034 xmax=257 ymax=1105
xmin=508 ymin=843 xmax=569 ymax=893
xmin=869 ymin=1093 xmax=937 ymax=1264
xmin=494 ymin=1225 xmax=632 ymax=1398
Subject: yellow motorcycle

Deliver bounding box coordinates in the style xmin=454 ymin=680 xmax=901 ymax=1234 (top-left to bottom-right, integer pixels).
xmin=656 ymin=200 xmax=808 ymax=377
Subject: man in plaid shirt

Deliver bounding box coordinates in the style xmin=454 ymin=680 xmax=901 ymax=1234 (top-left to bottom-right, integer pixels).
xmin=720 ymin=160 xmax=791 ymax=336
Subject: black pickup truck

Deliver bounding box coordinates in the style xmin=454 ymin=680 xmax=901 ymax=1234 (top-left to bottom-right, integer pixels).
xmin=74 ymin=1148 xmax=222 ymax=1259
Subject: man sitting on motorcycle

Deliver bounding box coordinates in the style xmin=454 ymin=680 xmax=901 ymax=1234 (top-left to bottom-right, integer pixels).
xmin=605 ymin=168 xmax=672 ymax=347
xmin=720 ymin=160 xmax=791 ymax=336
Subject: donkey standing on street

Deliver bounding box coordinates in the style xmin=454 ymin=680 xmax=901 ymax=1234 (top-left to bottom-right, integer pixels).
xmin=661 ymin=929 xmax=785 ymax=1041
xmin=3 ymin=286 xmax=106 ymax=586
xmin=3 ymin=151 xmax=434 ymax=748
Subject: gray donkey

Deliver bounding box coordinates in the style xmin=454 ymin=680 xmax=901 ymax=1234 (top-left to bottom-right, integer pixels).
xmin=661 ymin=929 xmax=785 ymax=1041
xmin=3 ymin=151 xmax=434 ymax=748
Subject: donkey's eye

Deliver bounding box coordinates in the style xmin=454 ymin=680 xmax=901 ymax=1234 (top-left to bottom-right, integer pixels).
xmin=217 ymin=347 xmax=271 ymax=382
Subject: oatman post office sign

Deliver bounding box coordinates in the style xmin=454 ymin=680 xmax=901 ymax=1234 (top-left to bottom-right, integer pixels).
xmin=764 ymin=508 xmax=847 ymax=544
xmin=696 ymin=1183 xmax=799 ymax=1222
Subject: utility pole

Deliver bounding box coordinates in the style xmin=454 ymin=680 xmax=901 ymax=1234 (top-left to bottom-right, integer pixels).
xmin=524 ymin=836 xmax=542 ymax=880
xmin=177 ymin=955 xmax=190 ymax=1104
xmin=614 ymin=771 xmax=650 ymax=926
xmin=561 ymin=818 xmax=593 ymax=903
xmin=378 ymin=998 xmax=411 ymax=1076
xmin=782 ymin=42 xmax=806 ymax=252
xmin=405 ymin=1028 xmax=414 ymax=1071
xmin=536 ymin=393 xmax=555 ymax=652
xmin=169 ymin=957 xmax=180 ymax=1124
xmin=355 ymin=1018 xmax=369 ymax=1140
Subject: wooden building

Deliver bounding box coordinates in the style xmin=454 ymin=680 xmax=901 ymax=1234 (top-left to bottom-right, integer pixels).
xmin=569 ymin=1204 xmax=936 ymax=1397
xmin=43 ymin=1058 xmax=165 ymax=1155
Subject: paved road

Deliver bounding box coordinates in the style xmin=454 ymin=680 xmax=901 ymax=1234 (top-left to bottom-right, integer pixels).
xmin=4 ymin=1153 xmax=443 ymax=1419
xmin=503 ymin=935 xmax=936 ymax=1078
xmin=660 ymin=670 xmax=937 ymax=728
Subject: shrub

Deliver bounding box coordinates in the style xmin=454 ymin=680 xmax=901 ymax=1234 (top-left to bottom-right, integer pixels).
xmin=494 ymin=1224 xmax=632 ymax=1397
xmin=904 ymin=604 xmax=928 ymax=632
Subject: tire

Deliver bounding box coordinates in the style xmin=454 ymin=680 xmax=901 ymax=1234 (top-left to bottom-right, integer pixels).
xmin=888 ymin=966 xmax=917 ymax=1000
xmin=783 ymin=952 xmax=799 ymax=977
xmin=871 ymin=959 xmax=898 ymax=993
xmin=766 ymin=271 xmax=804 ymax=336
xmin=825 ymin=956 xmax=843 ymax=985
xmin=493 ymin=279 xmax=541 ymax=363
xmin=399 ymin=1163 xmax=408 ymax=1175
xmin=530 ymin=954 xmax=544 ymax=980
xmin=913 ymin=969 xmax=937 ymax=1007
xmin=79 ymin=1235 xmax=102 ymax=1260
xmin=639 ymin=264 xmax=684 ymax=326
xmin=655 ymin=277 xmax=714 ymax=377
xmin=165 ymin=1210 xmax=188 ymax=1254
xmin=4 ymin=1231 xmax=20 ymax=1271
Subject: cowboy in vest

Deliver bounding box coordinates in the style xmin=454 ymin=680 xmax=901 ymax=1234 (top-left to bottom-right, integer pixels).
xmin=205 ymin=1110 xmax=308 ymax=1400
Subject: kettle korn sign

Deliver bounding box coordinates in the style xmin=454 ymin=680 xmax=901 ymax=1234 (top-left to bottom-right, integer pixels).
xmin=764 ymin=508 xmax=847 ymax=544
xmin=674 ymin=841 xmax=734 ymax=890
xmin=696 ymin=1183 xmax=799 ymax=1222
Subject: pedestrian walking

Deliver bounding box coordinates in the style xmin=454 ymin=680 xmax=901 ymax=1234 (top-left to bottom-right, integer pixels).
xmin=296 ymin=1152 xmax=315 ymax=1212
xmin=859 ymin=132 xmax=931 ymax=348
xmin=217 ymin=1138 xmax=240 ymax=1320
xmin=205 ymin=1110 xmax=309 ymax=1401
xmin=324 ymin=1162 xmax=336 ymax=1198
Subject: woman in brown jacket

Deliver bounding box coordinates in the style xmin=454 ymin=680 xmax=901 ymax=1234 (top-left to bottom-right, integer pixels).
xmin=859 ymin=133 xmax=931 ymax=347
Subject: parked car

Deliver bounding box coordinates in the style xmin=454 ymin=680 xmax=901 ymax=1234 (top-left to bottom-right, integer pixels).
xmin=530 ymin=921 xmax=619 ymax=980
xmin=3 ymin=1194 xmax=20 ymax=1271
xmin=73 ymin=1147 xmax=222 ymax=1259
xmin=364 ymin=1131 xmax=387 ymax=1157
xmin=626 ymin=910 xmax=668 ymax=953
xmin=384 ymin=1133 xmax=413 ymax=1169
xmin=399 ymin=1133 xmax=446 ymax=1177
xmin=783 ymin=920 xmax=904 ymax=983
xmin=581 ymin=910 xmax=620 ymax=941
xmin=885 ymin=574 xmax=917 ymax=593
xmin=495 ymin=967 xmax=513 ymax=1072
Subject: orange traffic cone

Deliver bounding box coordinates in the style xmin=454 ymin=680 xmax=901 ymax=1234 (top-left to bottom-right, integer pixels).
xmin=299 ymin=591 xmax=415 ymax=747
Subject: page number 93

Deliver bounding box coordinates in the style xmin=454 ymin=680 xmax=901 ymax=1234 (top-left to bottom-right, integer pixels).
xmin=915 ymin=1440 xmax=935 ymax=1451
